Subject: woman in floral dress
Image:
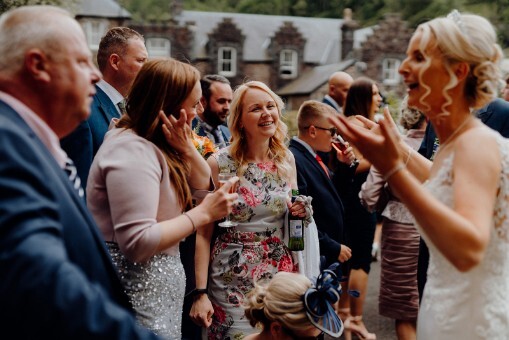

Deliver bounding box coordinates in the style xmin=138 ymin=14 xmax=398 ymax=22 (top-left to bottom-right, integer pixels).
xmin=190 ymin=81 xmax=307 ymax=339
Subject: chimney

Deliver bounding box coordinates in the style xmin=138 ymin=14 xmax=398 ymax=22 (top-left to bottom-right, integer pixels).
xmin=341 ymin=8 xmax=358 ymax=60
xmin=171 ymin=0 xmax=183 ymax=17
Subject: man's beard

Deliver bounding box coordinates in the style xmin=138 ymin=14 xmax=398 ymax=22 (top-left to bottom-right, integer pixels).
xmin=203 ymin=108 xmax=227 ymax=128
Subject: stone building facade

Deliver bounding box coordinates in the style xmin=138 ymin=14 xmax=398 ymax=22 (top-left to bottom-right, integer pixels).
xmin=74 ymin=0 xmax=413 ymax=109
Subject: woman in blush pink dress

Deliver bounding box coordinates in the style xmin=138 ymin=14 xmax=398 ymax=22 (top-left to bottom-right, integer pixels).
xmin=87 ymin=59 xmax=238 ymax=339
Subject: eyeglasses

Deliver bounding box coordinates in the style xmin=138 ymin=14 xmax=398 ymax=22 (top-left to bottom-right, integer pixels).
xmin=305 ymin=125 xmax=337 ymax=137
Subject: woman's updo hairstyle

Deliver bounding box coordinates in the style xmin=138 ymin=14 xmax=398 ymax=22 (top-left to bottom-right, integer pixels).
xmin=244 ymin=272 xmax=312 ymax=332
xmin=418 ymin=11 xmax=502 ymax=110
xmin=399 ymin=96 xmax=426 ymax=131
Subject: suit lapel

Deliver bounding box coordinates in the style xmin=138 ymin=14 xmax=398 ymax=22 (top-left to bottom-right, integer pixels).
xmin=2 ymin=103 xmax=108 ymax=250
xmin=291 ymin=139 xmax=332 ymax=182
xmin=95 ymin=86 xmax=120 ymax=125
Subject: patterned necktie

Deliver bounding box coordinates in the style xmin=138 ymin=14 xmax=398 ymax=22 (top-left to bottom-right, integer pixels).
xmin=315 ymin=154 xmax=330 ymax=178
xmin=211 ymin=128 xmax=226 ymax=149
xmin=117 ymin=99 xmax=126 ymax=115
xmin=64 ymin=158 xmax=84 ymax=198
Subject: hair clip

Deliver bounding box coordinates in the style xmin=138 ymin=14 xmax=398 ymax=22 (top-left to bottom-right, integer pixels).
xmin=447 ymin=9 xmax=466 ymax=34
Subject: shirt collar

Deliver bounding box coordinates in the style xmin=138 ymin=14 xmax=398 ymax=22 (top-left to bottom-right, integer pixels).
xmin=97 ymin=79 xmax=124 ymax=113
xmin=0 ymin=91 xmax=67 ymax=168
xmin=292 ymin=136 xmax=317 ymax=158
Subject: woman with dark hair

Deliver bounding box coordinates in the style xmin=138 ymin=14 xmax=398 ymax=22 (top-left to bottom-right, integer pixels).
xmin=335 ymin=77 xmax=382 ymax=340
xmin=360 ymin=97 xmax=426 ymax=340
xmin=86 ymin=58 xmax=238 ymax=338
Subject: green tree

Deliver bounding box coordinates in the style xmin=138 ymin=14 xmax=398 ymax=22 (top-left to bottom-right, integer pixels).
xmin=118 ymin=0 xmax=172 ymax=22
xmin=0 ymin=0 xmax=76 ymax=14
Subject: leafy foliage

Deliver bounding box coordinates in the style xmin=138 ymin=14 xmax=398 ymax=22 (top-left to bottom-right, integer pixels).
xmin=0 ymin=0 xmax=76 ymax=14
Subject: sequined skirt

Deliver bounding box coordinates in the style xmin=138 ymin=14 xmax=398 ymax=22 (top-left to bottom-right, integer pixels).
xmin=107 ymin=242 xmax=185 ymax=339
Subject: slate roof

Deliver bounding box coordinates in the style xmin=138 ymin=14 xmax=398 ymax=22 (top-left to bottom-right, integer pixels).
xmin=277 ymin=59 xmax=356 ymax=95
xmin=75 ymin=0 xmax=130 ymax=18
xmin=175 ymin=11 xmax=343 ymax=65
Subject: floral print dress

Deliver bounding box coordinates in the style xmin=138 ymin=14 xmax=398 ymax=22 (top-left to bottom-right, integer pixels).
xmin=207 ymin=148 xmax=296 ymax=339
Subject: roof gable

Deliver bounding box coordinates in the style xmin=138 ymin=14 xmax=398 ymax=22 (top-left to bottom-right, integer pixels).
xmin=176 ymin=11 xmax=342 ymax=64
xmin=76 ymin=0 xmax=130 ymax=18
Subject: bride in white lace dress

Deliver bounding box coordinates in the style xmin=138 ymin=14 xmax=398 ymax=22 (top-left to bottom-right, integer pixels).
xmin=330 ymin=10 xmax=509 ymax=339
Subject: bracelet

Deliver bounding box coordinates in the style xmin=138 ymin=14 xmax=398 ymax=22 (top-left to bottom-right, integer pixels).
xmin=405 ymin=147 xmax=413 ymax=165
xmin=183 ymin=212 xmax=196 ymax=233
xmin=191 ymin=288 xmax=208 ymax=298
xmin=383 ymin=163 xmax=405 ymax=181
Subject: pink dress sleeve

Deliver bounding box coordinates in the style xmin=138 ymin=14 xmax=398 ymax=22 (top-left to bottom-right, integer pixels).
xmin=90 ymin=131 xmax=168 ymax=263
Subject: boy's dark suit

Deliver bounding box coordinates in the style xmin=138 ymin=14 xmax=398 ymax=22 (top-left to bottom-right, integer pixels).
xmin=289 ymin=138 xmax=355 ymax=267
xmin=0 ymin=100 xmax=157 ymax=339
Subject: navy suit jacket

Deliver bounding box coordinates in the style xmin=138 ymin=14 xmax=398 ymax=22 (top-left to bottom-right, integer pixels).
xmin=61 ymin=85 xmax=120 ymax=189
xmin=191 ymin=118 xmax=231 ymax=147
xmin=0 ymin=100 xmax=158 ymax=339
xmin=322 ymin=96 xmax=341 ymax=113
xmin=419 ymin=98 xmax=509 ymax=158
xmin=290 ymin=139 xmax=353 ymax=267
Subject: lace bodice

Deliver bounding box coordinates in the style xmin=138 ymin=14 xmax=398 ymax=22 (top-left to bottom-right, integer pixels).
xmin=417 ymin=134 xmax=509 ymax=339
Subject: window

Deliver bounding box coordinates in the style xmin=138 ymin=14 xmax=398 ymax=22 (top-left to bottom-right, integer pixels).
xmin=382 ymin=58 xmax=401 ymax=85
xmin=82 ymin=20 xmax=108 ymax=51
xmin=280 ymin=49 xmax=298 ymax=79
xmin=218 ymin=47 xmax=236 ymax=77
xmin=146 ymin=38 xmax=171 ymax=58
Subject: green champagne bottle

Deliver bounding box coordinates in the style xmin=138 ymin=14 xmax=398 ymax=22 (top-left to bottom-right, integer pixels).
xmin=288 ymin=189 xmax=304 ymax=251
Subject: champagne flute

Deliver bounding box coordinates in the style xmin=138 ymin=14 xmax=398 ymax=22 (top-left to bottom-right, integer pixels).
xmin=331 ymin=134 xmax=359 ymax=168
xmin=218 ymin=172 xmax=238 ymax=227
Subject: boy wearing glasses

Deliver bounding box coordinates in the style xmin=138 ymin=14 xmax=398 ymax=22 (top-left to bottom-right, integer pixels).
xmin=289 ymin=100 xmax=356 ymax=268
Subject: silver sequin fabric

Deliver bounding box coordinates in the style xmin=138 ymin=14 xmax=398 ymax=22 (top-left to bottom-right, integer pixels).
xmin=107 ymin=242 xmax=185 ymax=339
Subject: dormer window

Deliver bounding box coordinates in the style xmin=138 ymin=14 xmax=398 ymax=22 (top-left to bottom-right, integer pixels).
xmin=218 ymin=47 xmax=236 ymax=77
xmin=82 ymin=20 xmax=108 ymax=51
xmin=146 ymin=38 xmax=171 ymax=58
xmin=382 ymin=58 xmax=401 ymax=85
xmin=280 ymin=49 xmax=298 ymax=79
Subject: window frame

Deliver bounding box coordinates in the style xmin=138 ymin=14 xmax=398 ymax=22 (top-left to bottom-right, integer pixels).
xmin=382 ymin=58 xmax=401 ymax=86
xmin=218 ymin=47 xmax=237 ymax=77
xmin=146 ymin=37 xmax=171 ymax=58
xmin=279 ymin=49 xmax=298 ymax=79
xmin=82 ymin=20 xmax=108 ymax=51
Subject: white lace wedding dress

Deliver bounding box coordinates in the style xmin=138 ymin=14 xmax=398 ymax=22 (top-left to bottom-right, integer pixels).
xmin=417 ymin=135 xmax=509 ymax=339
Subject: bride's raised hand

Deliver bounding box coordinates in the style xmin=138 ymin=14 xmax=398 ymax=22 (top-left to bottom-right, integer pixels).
xmin=329 ymin=110 xmax=402 ymax=174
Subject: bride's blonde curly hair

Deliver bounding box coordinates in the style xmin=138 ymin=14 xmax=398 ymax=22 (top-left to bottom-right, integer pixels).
xmin=417 ymin=12 xmax=502 ymax=117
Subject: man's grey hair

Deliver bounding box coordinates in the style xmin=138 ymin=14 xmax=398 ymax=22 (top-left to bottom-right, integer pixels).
xmin=0 ymin=6 xmax=72 ymax=75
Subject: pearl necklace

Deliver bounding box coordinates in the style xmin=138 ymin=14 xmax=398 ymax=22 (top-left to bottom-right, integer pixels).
xmin=437 ymin=117 xmax=473 ymax=152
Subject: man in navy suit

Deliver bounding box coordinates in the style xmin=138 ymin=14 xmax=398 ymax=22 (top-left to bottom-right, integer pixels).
xmin=322 ymin=71 xmax=353 ymax=114
xmin=61 ymin=27 xmax=148 ymax=189
xmin=192 ymin=74 xmax=233 ymax=149
xmin=417 ymin=97 xmax=509 ymax=300
xmin=0 ymin=6 xmax=158 ymax=338
xmin=289 ymin=100 xmax=354 ymax=267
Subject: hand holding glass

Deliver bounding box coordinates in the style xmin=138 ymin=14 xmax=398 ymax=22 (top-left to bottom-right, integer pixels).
xmin=332 ymin=134 xmax=359 ymax=168
xmin=218 ymin=173 xmax=238 ymax=227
